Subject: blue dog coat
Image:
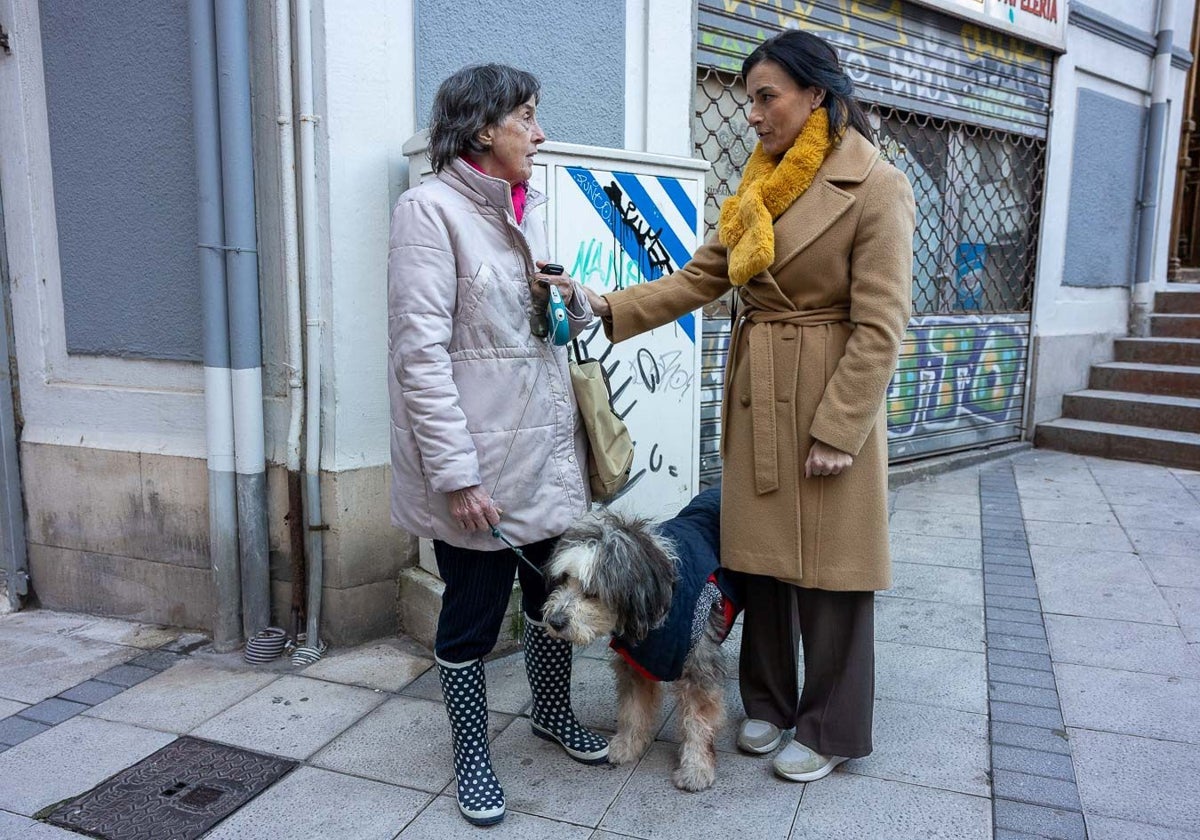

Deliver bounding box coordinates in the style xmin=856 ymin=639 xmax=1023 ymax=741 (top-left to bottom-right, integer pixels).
xmin=610 ymin=487 xmax=741 ymax=681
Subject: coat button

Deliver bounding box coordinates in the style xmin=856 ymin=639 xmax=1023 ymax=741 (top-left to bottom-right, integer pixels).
xmin=567 ymin=455 xmax=576 ymax=463
xmin=740 ymin=394 xmax=750 ymax=406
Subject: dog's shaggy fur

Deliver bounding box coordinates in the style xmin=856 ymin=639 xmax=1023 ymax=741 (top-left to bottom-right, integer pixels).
xmin=542 ymin=510 xmax=730 ymax=792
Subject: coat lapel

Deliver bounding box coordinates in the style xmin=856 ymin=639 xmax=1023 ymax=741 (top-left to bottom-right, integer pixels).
xmin=770 ymin=129 xmax=880 ymax=274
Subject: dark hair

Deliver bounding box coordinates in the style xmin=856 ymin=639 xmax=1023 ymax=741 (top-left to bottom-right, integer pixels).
xmin=427 ymin=63 xmax=541 ymax=172
xmin=742 ymin=31 xmax=874 ymax=145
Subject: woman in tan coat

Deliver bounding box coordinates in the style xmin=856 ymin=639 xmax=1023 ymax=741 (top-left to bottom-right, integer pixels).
xmin=586 ymin=31 xmax=915 ymax=783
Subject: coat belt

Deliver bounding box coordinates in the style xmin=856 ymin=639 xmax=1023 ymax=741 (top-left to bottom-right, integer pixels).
xmin=723 ymin=306 xmax=852 ymax=495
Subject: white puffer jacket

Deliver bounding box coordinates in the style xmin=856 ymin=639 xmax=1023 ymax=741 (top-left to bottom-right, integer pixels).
xmin=387 ymin=158 xmax=592 ymax=550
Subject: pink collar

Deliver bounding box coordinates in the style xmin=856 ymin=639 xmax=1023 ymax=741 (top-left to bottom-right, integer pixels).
xmin=461 ymin=156 xmax=527 ymax=224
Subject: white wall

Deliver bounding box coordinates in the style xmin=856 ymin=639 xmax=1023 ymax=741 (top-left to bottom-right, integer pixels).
xmin=624 ymin=0 xmax=696 ymax=156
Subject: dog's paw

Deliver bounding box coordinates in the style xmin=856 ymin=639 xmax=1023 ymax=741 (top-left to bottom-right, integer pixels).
xmin=608 ymin=735 xmax=645 ymax=766
xmin=672 ymin=762 xmax=716 ymax=792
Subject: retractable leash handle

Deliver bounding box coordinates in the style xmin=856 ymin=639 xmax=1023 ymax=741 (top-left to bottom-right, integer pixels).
xmin=540 ymin=263 xmax=571 ymax=346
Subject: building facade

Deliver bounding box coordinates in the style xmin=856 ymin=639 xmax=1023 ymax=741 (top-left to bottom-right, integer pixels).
xmin=0 ymin=0 xmax=1193 ymax=647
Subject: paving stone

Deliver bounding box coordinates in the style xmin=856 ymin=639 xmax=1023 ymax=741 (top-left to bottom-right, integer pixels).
xmin=1030 ymin=546 xmax=1176 ymax=625
xmin=987 ymin=595 xmax=1043 ymax=613
xmin=397 ymin=794 xmax=594 ymax=839
xmin=84 ymin=659 xmax=279 ymax=733
xmin=311 ymin=694 xmax=512 ymax=792
xmin=984 ymin=562 xmax=1034 ymax=578
xmin=298 ymin=643 xmax=432 ymax=693
xmin=989 ymin=648 xmax=1054 ymax=672
xmin=1044 ymin=614 xmax=1200 ymax=678
xmin=0 ymin=634 xmax=139 ymax=704
xmin=0 ymin=716 xmax=174 ymax=816
xmin=191 ymin=675 xmax=386 ymax=760
xmin=0 ymin=715 xmax=51 ymax=746
xmin=1111 ymin=504 xmax=1200 ymax=533
xmin=888 ymin=510 xmax=982 ymax=541
xmin=1055 ymin=663 xmax=1200 ymax=743
xmin=92 ymin=663 xmax=158 ymax=688
xmin=989 ymin=663 xmax=1057 ymax=689
xmin=991 ymin=721 xmax=1071 ymax=755
xmin=986 ymin=571 xmax=1039 ymax=588
xmin=126 ymin=650 xmax=183 ymax=672
xmin=485 ymin=716 xmax=635 ymax=827
xmin=987 ymin=620 xmax=1046 ymax=639
xmin=1162 ymin=586 xmax=1200 ymax=630
xmin=875 ymin=597 xmax=984 ymax=653
xmin=989 ymin=681 xmax=1061 ymax=709
xmin=991 ymin=701 xmax=1063 ymax=729
xmin=599 ymin=741 xmax=804 ymax=840
xmin=1023 ymin=522 xmax=1132 ymax=552
xmin=16 ymin=697 xmax=88 ymax=725
xmin=880 ymin=563 xmax=983 ymax=606
xmin=1015 ymin=498 xmax=1119 ymax=525
xmin=844 ymin=699 xmax=989 ymax=796
xmin=892 ymin=488 xmax=981 ymax=515
xmin=992 ymin=769 xmax=1081 ymax=810
xmin=1086 ymin=815 xmax=1200 ymax=840
xmin=789 ymin=772 xmax=990 ymax=840
xmin=1071 ymin=727 xmax=1200 ymax=830
xmin=987 ymin=633 xmax=1051 ymax=655
xmin=874 ymin=641 xmax=987 ymax=714
xmin=402 ymin=651 xmax=533 ymax=715
xmin=57 ymin=679 xmax=126 ymax=706
xmin=992 ymin=744 xmax=1076 ymax=782
xmin=1142 ymin=553 xmax=1200 ymax=589
xmin=1125 ymin=528 xmax=1199 ymax=558
xmin=988 ymin=607 xmax=1043 ymax=625
xmin=203 ymin=765 xmax=430 ymax=840
xmin=993 ymin=799 xmax=1086 ymax=839
xmin=985 ymin=582 xmax=1043 ymax=600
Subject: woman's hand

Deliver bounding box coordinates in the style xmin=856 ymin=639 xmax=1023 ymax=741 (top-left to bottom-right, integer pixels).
xmin=448 ymin=484 xmax=502 ymax=531
xmin=805 ymin=440 xmax=853 ymax=478
xmin=583 ymin=286 xmax=611 ymax=318
xmin=534 ymin=260 xmax=574 ymax=305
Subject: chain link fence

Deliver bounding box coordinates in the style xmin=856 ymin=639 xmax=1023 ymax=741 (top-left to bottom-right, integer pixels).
xmin=694 ymin=67 xmax=1046 ymax=484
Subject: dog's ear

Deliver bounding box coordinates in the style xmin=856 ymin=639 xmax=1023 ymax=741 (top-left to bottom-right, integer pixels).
xmin=592 ymin=516 xmax=678 ymax=642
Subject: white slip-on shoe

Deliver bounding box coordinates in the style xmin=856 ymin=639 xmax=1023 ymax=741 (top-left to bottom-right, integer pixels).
xmin=771 ymin=740 xmax=848 ymax=782
xmin=736 ymin=718 xmax=783 ymax=754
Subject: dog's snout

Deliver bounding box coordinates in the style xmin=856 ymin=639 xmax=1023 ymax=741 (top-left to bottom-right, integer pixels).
xmin=546 ymin=614 xmax=569 ymax=632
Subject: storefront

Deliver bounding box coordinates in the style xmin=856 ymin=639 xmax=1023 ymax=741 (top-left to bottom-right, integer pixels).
xmin=694 ymin=0 xmax=1063 ymax=479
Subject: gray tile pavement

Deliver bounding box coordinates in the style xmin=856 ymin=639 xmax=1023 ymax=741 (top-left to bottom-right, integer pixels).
xmin=0 ymin=452 xmax=1196 ymax=838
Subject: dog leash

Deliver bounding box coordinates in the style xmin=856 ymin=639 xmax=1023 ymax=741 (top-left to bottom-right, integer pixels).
xmin=490 ymin=525 xmax=545 ymax=579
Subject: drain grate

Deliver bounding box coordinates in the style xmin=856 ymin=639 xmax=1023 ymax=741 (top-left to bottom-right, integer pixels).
xmin=45 ymin=736 xmax=296 ymax=840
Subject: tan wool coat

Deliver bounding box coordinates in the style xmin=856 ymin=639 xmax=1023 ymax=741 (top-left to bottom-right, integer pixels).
xmin=605 ymin=128 xmax=915 ymax=590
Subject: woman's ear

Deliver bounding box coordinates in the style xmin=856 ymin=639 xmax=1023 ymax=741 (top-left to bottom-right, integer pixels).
xmin=475 ymin=126 xmax=494 ymax=149
xmin=812 ymin=88 xmax=826 ymax=109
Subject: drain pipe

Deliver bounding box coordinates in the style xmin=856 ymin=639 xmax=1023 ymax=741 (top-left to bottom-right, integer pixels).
xmin=1132 ymin=0 xmax=1177 ymax=335
xmin=214 ymin=0 xmax=271 ymax=639
xmin=189 ymin=0 xmax=241 ymax=652
xmin=292 ymin=0 xmax=328 ymax=665
xmin=274 ymin=0 xmax=308 ymax=643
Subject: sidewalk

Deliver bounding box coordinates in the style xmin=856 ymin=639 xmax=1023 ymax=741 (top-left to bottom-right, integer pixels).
xmin=0 ymin=451 xmax=1197 ymax=839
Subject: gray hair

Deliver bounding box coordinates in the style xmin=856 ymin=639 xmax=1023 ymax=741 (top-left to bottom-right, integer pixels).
xmin=428 ymin=63 xmax=541 ymax=173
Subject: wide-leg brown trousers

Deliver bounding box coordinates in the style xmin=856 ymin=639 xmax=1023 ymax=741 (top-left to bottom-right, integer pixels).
xmin=738 ymin=575 xmax=875 ymax=758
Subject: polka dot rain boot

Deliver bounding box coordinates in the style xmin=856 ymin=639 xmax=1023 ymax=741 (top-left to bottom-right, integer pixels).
xmin=436 ymin=657 xmax=505 ymax=825
xmin=523 ymin=615 xmax=609 ymax=764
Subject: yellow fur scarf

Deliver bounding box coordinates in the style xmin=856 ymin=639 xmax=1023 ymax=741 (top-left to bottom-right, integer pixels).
xmin=718 ymin=108 xmax=833 ymax=286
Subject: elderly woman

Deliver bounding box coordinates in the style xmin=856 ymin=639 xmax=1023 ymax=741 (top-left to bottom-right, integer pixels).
xmin=587 ymin=30 xmax=914 ymax=784
xmin=387 ymin=64 xmax=605 ymax=827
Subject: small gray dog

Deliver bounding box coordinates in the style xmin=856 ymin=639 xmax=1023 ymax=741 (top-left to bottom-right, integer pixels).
xmin=542 ymin=488 xmax=740 ymax=791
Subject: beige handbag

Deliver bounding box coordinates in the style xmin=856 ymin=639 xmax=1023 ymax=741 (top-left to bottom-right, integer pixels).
xmin=570 ymin=341 xmax=634 ymax=502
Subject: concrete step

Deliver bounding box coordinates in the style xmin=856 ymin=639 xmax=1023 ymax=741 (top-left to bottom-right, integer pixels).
xmin=1151 ymin=314 xmax=1200 ymax=338
xmin=1062 ymin=389 xmax=1200 ymax=433
xmin=1089 ymin=361 xmax=1200 ymax=397
xmin=1156 ymin=287 xmax=1200 ymax=314
xmin=1035 ymin=418 xmax=1200 ymax=471
xmin=1114 ymin=337 xmax=1200 ymax=366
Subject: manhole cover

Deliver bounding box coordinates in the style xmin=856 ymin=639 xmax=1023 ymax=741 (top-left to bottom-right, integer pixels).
xmin=45 ymin=736 xmax=296 ymax=840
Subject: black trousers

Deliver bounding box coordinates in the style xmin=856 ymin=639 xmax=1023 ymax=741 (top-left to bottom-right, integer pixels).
xmin=433 ymin=537 xmax=556 ymax=663
xmin=738 ymin=575 xmax=875 ymax=758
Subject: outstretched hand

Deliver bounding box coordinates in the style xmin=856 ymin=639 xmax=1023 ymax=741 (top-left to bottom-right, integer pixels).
xmin=805 ymin=440 xmax=853 ymax=478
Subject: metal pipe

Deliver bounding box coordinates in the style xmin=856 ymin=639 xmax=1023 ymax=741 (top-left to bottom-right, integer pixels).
xmin=1133 ymin=0 xmax=1177 ymax=333
xmin=274 ymin=0 xmax=308 ymax=640
xmin=214 ymin=0 xmax=270 ymax=638
xmin=188 ymin=0 xmax=241 ymax=651
xmin=296 ymin=0 xmax=328 ymax=660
